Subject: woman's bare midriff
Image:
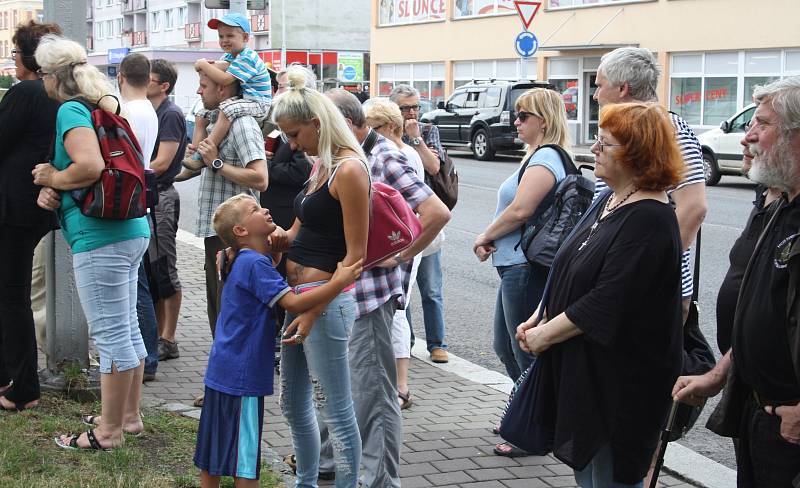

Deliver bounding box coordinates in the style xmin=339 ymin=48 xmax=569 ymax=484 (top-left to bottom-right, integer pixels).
xmin=285 ymin=260 xmax=334 ymax=287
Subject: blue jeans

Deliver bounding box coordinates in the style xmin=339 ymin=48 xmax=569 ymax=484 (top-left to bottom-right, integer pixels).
xmin=73 ymin=237 xmax=149 ymax=374
xmin=573 ymin=444 xmax=644 ymax=488
xmin=137 ymin=258 xmax=158 ymax=375
xmin=280 ymin=288 xmax=361 ymax=488
xmin=493 ymin=264 xmax=536 ymax=381
xmin=414 ymin=250 xmax=447 ymax=351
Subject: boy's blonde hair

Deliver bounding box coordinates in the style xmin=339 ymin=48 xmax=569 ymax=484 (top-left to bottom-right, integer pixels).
xmin=213 ymin=194 xmax=257 ymax=249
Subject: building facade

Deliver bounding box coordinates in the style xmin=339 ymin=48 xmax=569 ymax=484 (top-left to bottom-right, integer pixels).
xmin=83 ymin=0 xmax=371 ymax=112
xmin=0 ymin=0 xmax=43 ymax=75
xmin=370 ymin=0 xmax=800 ymax=144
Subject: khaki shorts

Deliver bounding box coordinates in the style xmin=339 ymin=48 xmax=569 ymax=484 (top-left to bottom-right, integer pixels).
xmin=148 ymin=185 xmax=181 ymax=295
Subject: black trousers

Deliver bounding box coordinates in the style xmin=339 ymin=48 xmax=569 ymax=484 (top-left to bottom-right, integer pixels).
xmin=0 ymin=224 xmax=50 ymax=405
xmin=736 ymin=395 xmax=800 ymax=487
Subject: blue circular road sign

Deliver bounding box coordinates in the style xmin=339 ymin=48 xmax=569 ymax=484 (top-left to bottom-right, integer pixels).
xmin=515 ymin=31 xmax=539 ymax=59
xmin=343 ymin=65 xmax=357 ymax=81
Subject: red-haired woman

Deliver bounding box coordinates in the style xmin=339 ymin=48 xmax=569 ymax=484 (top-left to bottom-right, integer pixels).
xmin=516 ymin=103 xmax=686 ymax=488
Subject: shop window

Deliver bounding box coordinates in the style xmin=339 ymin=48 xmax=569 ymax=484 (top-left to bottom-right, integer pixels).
xmin=549 ymin=79 xmax=578 ymax=120
xmin=432 ymin=63 xmax=445 ymax=79
xmin=745 ymin=51 xmax=781 ymax=74
xmin=454 ymin=61 xmax=472 ymax=80
xmin=703 ymin=78 xmax=737 ymax=126
xmin=413 ymin=63 xmax=431 ymax=80
xmin=704 ymin=52 xmax=738 ymax=75
xmin=744 ymin=76 xmax=779 ymax=104
xmin=322 ymin=63 xmax=337 ymax=81
xmin=671 ymin=54 xmax=702 ymax=75
xmin=496 ymin=60 xmax=517 ymax=80
xmin=454 ymin=0 xmax=515 ymax=18
xmin=379 ymin=82 xmax=393 ymax=96
xmin=431 ymin=80 xmax=445 ymax=104
xmin=395 ymin=64 xmax=411 ymax=80
xmin=670 ymin=78 xmax=701 ymax=126
xmin=378 ymin=64 xmax=394 ymax=80
xmin=786 ymin=51 xmax=800 ymax=73
xmin=550 ymin=0 xmax=653 ymax=8
xmin=414 ymin=80 xmax=430 ymax=99
xmin=474 ymin=61 xmax=493 ymax=80
xmin=548 ymin=58 xmax=579 ymax=78
xmin=378 ymin=0 xmax=446 ymax=25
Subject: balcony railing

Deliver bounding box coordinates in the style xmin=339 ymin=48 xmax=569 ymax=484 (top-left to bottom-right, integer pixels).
xmin=250 ymin=14 xmax=269 ymax=33
xmin=127 ymin=30 xmax=147 ymax=46
xmin=121 ymin=0 xmax=147 ymax=13
xmin=185 ymin=22 xmax=201 ymax=41
xmin=86 ymin=36 xmax=93 ymax=51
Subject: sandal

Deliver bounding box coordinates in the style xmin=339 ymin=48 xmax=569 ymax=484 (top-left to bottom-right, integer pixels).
xmin=55 ymin=429 xmax=111 ymax=451
xmin=398 ymin=390 xmax=412 ymax=410
xmin=0 ymin=395 xmax=38 ymax=412
xmin=82 ymin=414 xmax=143 ymax=437
xmin=493 ymin=442 xmax=531 ymax=458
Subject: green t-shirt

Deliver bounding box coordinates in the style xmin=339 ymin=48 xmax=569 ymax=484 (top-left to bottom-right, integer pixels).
xmin=53 ymin=101 xmax=150 ymax=253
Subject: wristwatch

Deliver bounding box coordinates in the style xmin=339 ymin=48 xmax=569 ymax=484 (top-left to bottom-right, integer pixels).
xmin=393 ymin=252 xmax=406 ymax=266
xmin=211 ymin=158 xmax=224 ymax=173
xmin=410 ymin=137 xmax=422 ymax=147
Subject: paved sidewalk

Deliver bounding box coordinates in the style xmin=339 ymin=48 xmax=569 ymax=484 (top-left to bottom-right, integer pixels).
xmin=142 ymin=238 xmax=699 ymax=488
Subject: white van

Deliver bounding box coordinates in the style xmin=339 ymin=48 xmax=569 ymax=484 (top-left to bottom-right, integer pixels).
xmin=697 ymin=103 xmax=755 ymax=185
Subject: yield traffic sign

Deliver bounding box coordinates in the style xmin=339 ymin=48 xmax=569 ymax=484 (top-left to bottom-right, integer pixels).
xmin=514 ymin=0 xmax=542 ymax=31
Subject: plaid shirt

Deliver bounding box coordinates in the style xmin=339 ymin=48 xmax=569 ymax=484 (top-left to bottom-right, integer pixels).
xmin=355 ymin=132 xmax=433 ymax=318
xmin=196 ymin=114 xmax=266 ymax=238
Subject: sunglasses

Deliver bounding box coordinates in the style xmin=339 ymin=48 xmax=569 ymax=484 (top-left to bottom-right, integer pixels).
xmin=516 ymin=111 xmax=538 ymax=122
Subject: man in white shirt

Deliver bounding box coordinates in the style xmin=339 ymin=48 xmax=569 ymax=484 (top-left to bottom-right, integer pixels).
xmin=118 ymin=53 xmax=160 ymax=382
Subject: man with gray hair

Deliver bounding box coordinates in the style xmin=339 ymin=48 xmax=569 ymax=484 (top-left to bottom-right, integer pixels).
xmin=594 ymin=46 xmax=707 ymax=323
xmin=313 ymin=88 xmax=451 ymax=487
xmin=389 ymin=84 xmax=450 ymax=364
xmin=673 ymin=76 xmax=800 ymax=487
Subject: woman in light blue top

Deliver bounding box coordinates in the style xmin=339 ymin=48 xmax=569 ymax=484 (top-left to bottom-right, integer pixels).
xmin=472 ymin=88 xmax=569 ymax=456
xmin=31 ymin=35 xmax=151 ymax=451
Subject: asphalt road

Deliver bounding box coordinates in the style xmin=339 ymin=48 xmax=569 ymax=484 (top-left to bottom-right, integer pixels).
xmin=174 ymin=149 xmax=755 ymax=469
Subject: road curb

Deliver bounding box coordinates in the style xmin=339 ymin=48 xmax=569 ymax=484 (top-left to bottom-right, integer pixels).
xmin=410 ymin=342 xmax=737 ymax=487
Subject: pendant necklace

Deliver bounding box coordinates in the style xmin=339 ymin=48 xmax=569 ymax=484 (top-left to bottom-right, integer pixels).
xmin=577 ymin=187 xmax=639 ymax=252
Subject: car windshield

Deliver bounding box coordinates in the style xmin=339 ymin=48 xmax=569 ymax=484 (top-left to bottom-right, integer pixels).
xmin=508 ymin=88 xmax=530 ymax=110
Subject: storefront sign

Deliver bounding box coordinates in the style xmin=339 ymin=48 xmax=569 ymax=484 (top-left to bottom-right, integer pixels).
xmin=338 ymin=52 xmax=363 ymax=82
xmin=378 ymin=0 xmax=446 ymax=25
xmin=674 ymin=87 xmax=729 ymax=106
xmin=107 ymin=48 xmax=130 ymax=65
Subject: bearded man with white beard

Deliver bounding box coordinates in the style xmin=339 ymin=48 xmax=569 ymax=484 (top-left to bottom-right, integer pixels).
xmin=673 ymin=76 xmax=800 ymax=488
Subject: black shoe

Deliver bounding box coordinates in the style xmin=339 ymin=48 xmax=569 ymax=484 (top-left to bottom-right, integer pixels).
xmin=158 ymin=338 xmax=180 ymax=361
xmin=142 ymin=372 xmax=156 ymax=383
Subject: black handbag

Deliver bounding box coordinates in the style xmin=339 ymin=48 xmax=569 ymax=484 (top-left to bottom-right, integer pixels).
xmin=497 ymin=359 xmax=554 ymax=455
xmin=668 ymin=228 xmax=717 ymax=441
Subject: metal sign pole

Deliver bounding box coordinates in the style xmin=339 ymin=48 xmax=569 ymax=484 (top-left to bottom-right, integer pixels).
xmin=41 ymin=0 xmax=90 ymax=383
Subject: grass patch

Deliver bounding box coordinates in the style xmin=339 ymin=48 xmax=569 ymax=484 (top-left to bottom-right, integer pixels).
xmin=0 ymin=393 xmax=283 ymax=488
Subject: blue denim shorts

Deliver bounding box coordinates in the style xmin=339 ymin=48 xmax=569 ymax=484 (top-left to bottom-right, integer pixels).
xmin=73 ymin=237 xmax=149 ymax=373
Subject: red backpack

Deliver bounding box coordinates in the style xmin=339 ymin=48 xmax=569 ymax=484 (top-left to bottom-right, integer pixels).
xmin=68 ymin=95 xmax=147 ymax=220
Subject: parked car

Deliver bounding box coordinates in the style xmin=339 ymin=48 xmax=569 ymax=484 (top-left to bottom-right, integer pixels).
xmin=362 ymin=96 xmax=435 ymax=118
xmin=697 ymin=103 xmax=755 ymax=185
xmin=419 ymin=79 xmax=552 ymax=160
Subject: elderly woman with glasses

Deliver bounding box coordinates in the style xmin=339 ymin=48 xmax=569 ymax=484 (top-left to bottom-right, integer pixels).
xmin=472 ymin=87 xmax=570 ymax=457
xmin=0 ymin=21 xmax=62 ymax=412
xmin=516 ymin=103 xmax=685 ymax=487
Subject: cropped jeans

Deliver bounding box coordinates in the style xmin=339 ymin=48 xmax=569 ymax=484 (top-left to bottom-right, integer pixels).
xmin=280 ymin=287 xmax=361 ymax=488
xmin=73 ymin=237 xmax=149 ymax=374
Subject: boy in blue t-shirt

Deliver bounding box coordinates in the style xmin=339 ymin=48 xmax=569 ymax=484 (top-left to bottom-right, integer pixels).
xmin=193 ymin=194 xmax=361 ymax=487
xmin=182 ymin=12 xmax=272 ymax=175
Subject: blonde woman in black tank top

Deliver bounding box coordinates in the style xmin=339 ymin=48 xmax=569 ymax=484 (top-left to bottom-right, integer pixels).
xmin=269 ymin=66 xmax=370 ymax=487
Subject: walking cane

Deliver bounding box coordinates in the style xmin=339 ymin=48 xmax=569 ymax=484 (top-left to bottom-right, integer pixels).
xmin=648 ymin=400 xmax=680 ymax=488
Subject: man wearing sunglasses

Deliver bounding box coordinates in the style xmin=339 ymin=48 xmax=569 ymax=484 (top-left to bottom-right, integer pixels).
xmin=389 ymin=84 xmax=450 ymax=364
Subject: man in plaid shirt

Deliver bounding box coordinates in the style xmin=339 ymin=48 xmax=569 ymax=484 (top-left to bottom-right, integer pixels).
xmin=192 ymin=72 xmax=268 ymax=374
xmin=313 ymin=89 xmax=451 ymax=487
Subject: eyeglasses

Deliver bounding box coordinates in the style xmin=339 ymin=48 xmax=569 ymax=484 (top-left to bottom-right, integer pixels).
xmin=517 ymin=111 xmax=538 ymax=122
xmin=398 ymin=104 xmax=420 ymax=112
xmin=371 ymin=124 xmax=385 ymax=131
xmin=592 ymin=135 xmax=623 ymax=152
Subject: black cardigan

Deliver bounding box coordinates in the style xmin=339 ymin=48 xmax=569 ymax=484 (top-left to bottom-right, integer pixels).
xmin=532 ymin=197 xmax=683 ymax=484
xmin=0 ymin=79 xmax=60 ymax=229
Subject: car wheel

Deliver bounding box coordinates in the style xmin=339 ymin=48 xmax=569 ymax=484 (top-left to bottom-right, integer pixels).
xmin=703 ymin=151 xmax=721 ymax=186
xmin=471 ymin=128 xmax=495 ymax=161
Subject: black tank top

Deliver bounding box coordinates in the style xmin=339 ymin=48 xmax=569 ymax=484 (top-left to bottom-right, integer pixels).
xmin=287 ymin=166 xmax=348 ymax=274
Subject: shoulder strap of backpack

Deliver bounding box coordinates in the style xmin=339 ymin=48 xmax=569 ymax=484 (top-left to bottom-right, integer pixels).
xmin=692 ymin=228 xmax=701 ymax=303
xmin=361 ymin=129 xmax=379 ymax=156
xmin=538 ymin=144 xmax=579 ymax=175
